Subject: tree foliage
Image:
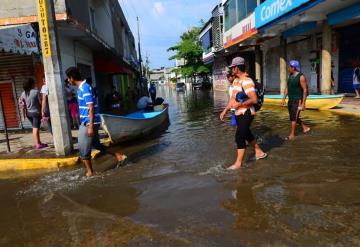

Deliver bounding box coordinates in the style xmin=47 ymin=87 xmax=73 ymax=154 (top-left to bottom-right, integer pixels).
xmin=167 ymin=26 xmax=210 ymax=78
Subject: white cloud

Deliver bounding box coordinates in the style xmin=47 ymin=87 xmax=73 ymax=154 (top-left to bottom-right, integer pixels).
xmin=152 ymin=2 xmax=166 ymax=17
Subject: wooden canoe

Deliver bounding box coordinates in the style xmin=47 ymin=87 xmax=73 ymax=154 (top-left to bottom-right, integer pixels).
xmin=264 ymin=94 xmax=344 ymax=110
xmin=101 ymin=106 xmax=169 ymax=143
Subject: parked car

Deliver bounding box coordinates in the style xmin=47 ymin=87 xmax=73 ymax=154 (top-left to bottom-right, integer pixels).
xmin=176 ymin=82 xmax=186 ymax=92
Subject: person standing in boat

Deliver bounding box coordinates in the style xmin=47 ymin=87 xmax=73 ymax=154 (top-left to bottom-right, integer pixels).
xmin=65 ymin=67 xmax=127 ymax=177
xmin=282 ymin=60 xmax=311 ymax=140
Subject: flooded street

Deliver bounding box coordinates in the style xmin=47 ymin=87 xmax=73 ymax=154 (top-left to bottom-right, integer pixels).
xmin=1 ymin=85 xmax=360 ymax=246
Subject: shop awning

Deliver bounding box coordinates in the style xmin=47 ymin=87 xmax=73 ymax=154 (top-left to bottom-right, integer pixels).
xmin=0 ymin=24 xmax=38 ymax=55
xmin=327 ymin=3 xmax=360 ymax=26
xmin=94 ymin=55 xmax=134 ymax=75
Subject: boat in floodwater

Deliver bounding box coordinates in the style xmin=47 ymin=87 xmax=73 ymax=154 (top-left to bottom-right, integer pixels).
xmin=101 ymin=106 xmax=169 ymax=143
xmin=264 ymin=94 xmax=344 ymax=110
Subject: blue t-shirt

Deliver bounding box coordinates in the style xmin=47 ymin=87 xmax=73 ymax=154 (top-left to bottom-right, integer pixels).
xmin=77 ymin=81 xmax=101 ymax=125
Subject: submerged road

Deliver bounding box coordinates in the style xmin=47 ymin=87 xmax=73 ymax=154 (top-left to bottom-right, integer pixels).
xmin=1 ymin=84 xmax=359 ymax=246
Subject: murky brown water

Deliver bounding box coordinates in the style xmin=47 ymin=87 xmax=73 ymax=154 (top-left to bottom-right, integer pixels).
xmin=1 ymin=85 xmax=360 ymax=246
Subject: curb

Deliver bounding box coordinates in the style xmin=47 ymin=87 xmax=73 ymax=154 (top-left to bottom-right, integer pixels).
xmin=0 ymin=141 xmax=109 ymax=172
xmin=0 ymin=157 xmax=80 ymax=172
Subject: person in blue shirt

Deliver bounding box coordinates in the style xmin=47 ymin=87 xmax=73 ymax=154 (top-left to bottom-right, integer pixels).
xmin=65 ymin=67 xmax=127 ymax=177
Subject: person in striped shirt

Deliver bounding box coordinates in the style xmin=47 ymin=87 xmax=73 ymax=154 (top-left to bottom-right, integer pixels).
xmin=66 ymin=67 xmax=127 ymax=177
xmin=220 ymin=57 xmax=267 ymax=170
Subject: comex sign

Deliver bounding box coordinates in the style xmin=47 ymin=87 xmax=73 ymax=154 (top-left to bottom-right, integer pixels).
xmin=255 ymin=0 xmax=310 ymax=28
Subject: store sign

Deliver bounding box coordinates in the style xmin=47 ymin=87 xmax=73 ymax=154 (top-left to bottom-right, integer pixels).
xmin=255 ymin=0 xmax=310 ymax=28
xmin=224 ymin=13 xmax=257 ymax=49
xmin=0 ymin=24 xmax=38 ymax=54
xmin=37 ymin=0 xmax=52 ymax=57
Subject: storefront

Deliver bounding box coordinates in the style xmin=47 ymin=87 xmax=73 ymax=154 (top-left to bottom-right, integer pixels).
xmin=328 ymin=3 xmax=360 ymax=93
xmin=94 ymin=54 xmax=136 ymax=112
xmin=0 ymin=24 xmax=40 ymax=130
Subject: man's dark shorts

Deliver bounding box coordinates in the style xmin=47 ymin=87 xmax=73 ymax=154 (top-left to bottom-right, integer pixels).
xmin=288 ymin=99 xmax=301 ymax=122
xmin=26 ymin=112 xmax=41 ymax=128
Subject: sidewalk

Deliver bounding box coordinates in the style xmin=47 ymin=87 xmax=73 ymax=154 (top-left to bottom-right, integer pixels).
xmin=0 ymin=129 xmax=110 ymax=171
xmin=326 ymin=96 xmax=360 ymax=117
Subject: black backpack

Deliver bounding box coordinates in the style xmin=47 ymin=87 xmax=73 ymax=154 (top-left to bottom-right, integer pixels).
xmin=254 ymin=80 xmax=264 ymax=112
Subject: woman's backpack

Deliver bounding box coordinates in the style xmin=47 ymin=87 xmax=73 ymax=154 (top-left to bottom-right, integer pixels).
xmin=254 ymin=80 xmax=264 ymax=112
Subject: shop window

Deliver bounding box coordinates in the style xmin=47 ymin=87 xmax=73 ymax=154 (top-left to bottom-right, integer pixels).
xmin=225 ymin=0 xmax=258 ymax=31
xmin=247 ymin=0 xmax=258 ymax=13
xmin=237 ymin=0 xmax=246 ymax=22
xmin=200 ymin=29 xmax=213 ymax=53
xmin=224 ymin=0 xmax=237 ymax=31
xmin=89 ymin=7 xmax=96 ymax=33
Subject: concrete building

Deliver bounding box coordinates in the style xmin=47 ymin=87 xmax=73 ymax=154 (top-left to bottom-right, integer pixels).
xmin=199 ymin=3 xmax=227 ymax=91
xmin=200 ymin=0 xmax=360 ymax=96
xmin=0 ymin=0 xmax=139 ymax=130
xmin=255 ymin=0 xmax=360 ymax=94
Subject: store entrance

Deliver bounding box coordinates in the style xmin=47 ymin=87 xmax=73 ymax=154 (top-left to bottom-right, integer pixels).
xmin=338 ymin=22 xmax=360 ymax=93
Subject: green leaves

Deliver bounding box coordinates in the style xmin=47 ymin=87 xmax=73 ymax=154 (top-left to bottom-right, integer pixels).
xmin=168 ymin=26 xmax=209 ymax=78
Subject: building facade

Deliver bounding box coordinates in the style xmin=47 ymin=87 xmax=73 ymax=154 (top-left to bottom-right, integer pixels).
xmin=200 ymin=0 xmax=360 ymax=96
xmin=0 ymin=0 xmax=138 ymax=130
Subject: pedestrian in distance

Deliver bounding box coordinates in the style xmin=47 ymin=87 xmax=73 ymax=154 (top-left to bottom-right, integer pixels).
xmin=65 ymin=79 xmax=80 ymax=129
xmin=40 ymin=76 xmax=52 ymax=135
xmin=19 ymin=78 xmax=47 ymax=149
xmin=353 ymin=66 xmax=360 ymax=98
xmin=149 ymin=82 xmax=156 ymax=103
xmin=220 ymin=57 xmax=267 ymax=170
xmin=65 ymin=67 xmax=127 ymax=177
xmin=282 ymin=60 xmax=311 ymax=140
xmin=227 ymin=71 xmax=235 ymax=100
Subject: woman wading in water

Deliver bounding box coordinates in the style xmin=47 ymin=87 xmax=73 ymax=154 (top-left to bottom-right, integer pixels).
xmin=220 ymin=57 xmax=267 ymax=170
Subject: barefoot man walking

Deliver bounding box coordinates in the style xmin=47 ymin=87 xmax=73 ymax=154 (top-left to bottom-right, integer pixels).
xmin=282 ymin=60 xmax=311 ymax=140
xmin=66 ymin=67 xmax=127 ymax=176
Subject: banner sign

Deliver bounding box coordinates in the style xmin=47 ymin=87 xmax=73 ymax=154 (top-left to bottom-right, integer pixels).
xmin=0 ymin=24 xmax=38 ymax=54
xmin=37 ymin=0 xmax=52 ymax=57
xmin=255 ymin=0 xmax=311 ymax=28
xmin=224 ymin=13 xmax=257 ymax=48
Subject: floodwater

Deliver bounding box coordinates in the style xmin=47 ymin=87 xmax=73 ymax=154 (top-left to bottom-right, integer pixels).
xmin=1 ymin=85 xmax=360 ymax=246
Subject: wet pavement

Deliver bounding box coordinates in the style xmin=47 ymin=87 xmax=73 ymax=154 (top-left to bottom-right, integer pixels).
xmin=1 ymin=84 xmax=360 ymax=246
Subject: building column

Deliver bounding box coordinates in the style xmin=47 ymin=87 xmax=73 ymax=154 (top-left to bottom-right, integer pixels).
xmin=280 ymin=37 xmax=287 ymax=95
xmin=255 ymin=45 xmax=262 ymax=82
xmin=38 ymin=0 xmax=73 ymax=156
xmin=321 ymin=22 xmax=332 ymax=95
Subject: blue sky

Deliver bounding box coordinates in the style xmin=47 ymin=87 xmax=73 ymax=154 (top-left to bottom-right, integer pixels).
xmin=120 ymin=0 xmax=220 ymax=69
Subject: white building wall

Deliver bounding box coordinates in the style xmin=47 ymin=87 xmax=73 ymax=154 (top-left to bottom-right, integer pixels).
xmin=58 ymin=35 xmax=96 ymax=85
xmin=287 ymin=38 xmax=314 ymax=93
xmin=89 ymin=0 xmax=115 ymax=48
xmin=262 ymin=36 xmax=318 ymax=93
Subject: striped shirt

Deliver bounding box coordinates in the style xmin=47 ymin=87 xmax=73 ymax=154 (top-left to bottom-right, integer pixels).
xmin=77 ymin=80 xmax=101 ymax=125
xmin=232 ymin=77 xmax=256 ymax=115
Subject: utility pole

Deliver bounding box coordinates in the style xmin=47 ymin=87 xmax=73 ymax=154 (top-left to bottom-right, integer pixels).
xmin=36 ymin=0 xmax=72 ymax=156
xmin=137 ymin=16 xmax=143 ymax=78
